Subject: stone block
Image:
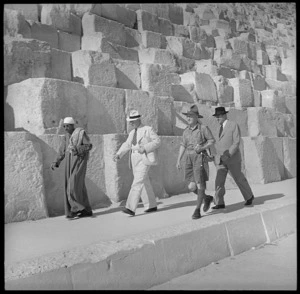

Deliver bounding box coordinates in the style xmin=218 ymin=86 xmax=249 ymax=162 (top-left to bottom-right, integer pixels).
xmin=141 ymin=30 xmax=163 ymax=49
xmin=262 ymin=65 xmax=288 ymax=81
xmin=51 ymin=49 xmax=72 ymax=81
xmin=174 ymin=55 xmax=195 ymax=74
xmin=217 ymin=66 xmax=235 ymax=79
xmin=57 ymin=31 xmax=81 ymax=52
xmin=41 ymin=4 xmax=82 ymax=36
xmin=69 ymin=4 xmax=102 ymax=18
xmin=28 ymin=21 xmax=58 ymax=49
xmin=250 ymin=73 xmax=266 ymax=91
xmin=113 ymin=59 xmax=141 ymax=90
xmin=195 ymin=59 xmax=218 ymax=76
xmin=209 ymin=19 xmax=231 ymax=31
xmin=123 ymin=4 xmax=141 ymax=11
xmin=282 ymin=137 xmax=296 ymax=179
xmin=87 ymin=85 xmax=126 ymax=134
xmin=140 ymin=3 xmax=170 ymax=20
xmin=228 ymin=78 xmax=253 ymax=107
xmin=125 ymin=90 xmax=158 ymax=133
xmin=213 ymin=76 xmax=234 ymax=106
xmin=247 ymin=41 xmax=257 ymax=60
xmin=5 ymin=132 xmax=48 ymax=223
xmin=241 ymin=56 xmax=262 ymax=75
xmin=4 ymin=8 xmax=31 ymax=38
xmin=242 ymin=136 xmax=281 ymax=184
xmin=188 ymin=26 xmax=207 ymax=43
xmin=125 ymin=27 xmax=142 ymax=48
xmin=214 ymin=36 xmax=227 ymax=50
xmin=100 ymin=4 xmax=136 ymax=28
xmin=239 ymin=32 xmax=256 ymax=42
xmin=173 ymin=24 xmax=190 ymax=38
xmin=82 ymin=13 xmax=126 ymax=47
xmin=256 ymin=49 xmax=269 ymax=65
xmin=228 ymin=38 xmax=249 ymax=57
xmin=265 ymin=79 xmax=296 ymax=96
xmin=6 ymin=78 xmax=88 ymax=135
xmin=72 ymin=50 xmax=117 ymax=87
xmin=180 ymin=72 xmax=218 ymax=103
xmin=183 ymin=11 xmax=200 ymax=26
xmin=155 ymin=95 xmax=174 ymax=136
xmin=268 ymin=137 xmax=285 ymax=180
xmin=140 ymin=63 xmax=177 ymax=96
xmin=4 ymin=37 xmax=52 ymax=86
xmin=138 ymin=48 xmax=176 ymax=67
xmin=261 ymin=90 xmax=286 ymax=113
xmin=214 ymin=49 xmax=243 ymax=70
xmin=168 ymin=4 xmax=183 ymax=25
xmin=284 ymin=96 xmax=296 ymax=116
xmin=253 ymin=90 xmax=262 ymax=107
xmin=136 ymin=9 xmax=160 ymax=34
xmin=238 ymin=70 xmax=251 ymax=80
xmin=194 ymin=5 xmax=216 ymax=20
xmin=247 ymin=107 xmax=277 ymax=137
xmin=5 ymin=4 xmax=39 ymax=21
xmin=171 ymin=84 xmax=196 ymax=104
xmin=227 ymin=108 xmax=248 ymax=137
xmin=158 ymin=17 xmax=174 ymax=36
xmin=281 ymin=54 xmax=296 ymax=81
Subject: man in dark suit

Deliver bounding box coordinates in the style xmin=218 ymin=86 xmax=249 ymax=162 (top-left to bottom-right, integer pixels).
xmin=212 ymin=107 xmax=254 ymax=209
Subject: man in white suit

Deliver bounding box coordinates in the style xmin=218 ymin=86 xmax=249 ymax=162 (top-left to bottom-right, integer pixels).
xmin=113 ymin=110 xmax=161 ymax=216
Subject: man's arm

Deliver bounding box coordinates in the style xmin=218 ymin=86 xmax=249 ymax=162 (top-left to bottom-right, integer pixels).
xmin=142 ymin=127 xmax=161 ymax=153
xmin=228 ymin=122 xmax=240 ymax=157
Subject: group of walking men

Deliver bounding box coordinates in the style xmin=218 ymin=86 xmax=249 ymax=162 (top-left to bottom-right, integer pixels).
xmin=51 ymin=105 xmax=254 ymax=220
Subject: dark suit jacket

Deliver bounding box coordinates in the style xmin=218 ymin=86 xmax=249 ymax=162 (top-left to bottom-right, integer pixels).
xmin=214 ymin=120 xmax=242 ymax=165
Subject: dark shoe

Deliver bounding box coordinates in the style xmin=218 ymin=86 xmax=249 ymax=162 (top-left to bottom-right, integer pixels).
xmin=144 ymin=207 xmax=157 ymax=213
xmin=77 ymin=210 xmax=93 ymax=218
xmin=192 ymin=208 xmax=201 ymax=219
xmin=212 ymin=204 xmax=225 ymax=209
xmin=244 ymin=195 xmax=254 ymax=206
xmin=66 ymin=212 xmax=77 ymax=219
xmin=203 ymin=195 xmax=214 ymax=212
xmin=122 ymin=208 xmax=135 ymax=216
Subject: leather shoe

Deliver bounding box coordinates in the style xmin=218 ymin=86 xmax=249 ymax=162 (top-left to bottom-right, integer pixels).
xmin=144 ymin=207 xmax=157 ymax=213
xmin=244 ymin=195 xmax=254 ymax=206
xmin=212 ymin=204 xmax=225 ymax=209
xmin=77 ymin=210 xmax=93 ymax=218
xmin=192 ymin=208 xmax=201 ymax=219
xmin=122 ymin=208 xmax=135 ymax=216
xmin=203 ymin=195 xmax=214 ymax=212
xmin=66 ymin=212 xmax=77 ymax=219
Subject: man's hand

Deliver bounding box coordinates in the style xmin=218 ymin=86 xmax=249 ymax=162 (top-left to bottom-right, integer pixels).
xmin=51 ymin=162 xmax=59 ymax=170
xmin=138 ymin=146 xmax=146 ymax=154
xmin=194 ymin=144 xmax=203 ymax=154
xmin=176 ymin=160 xmax=181 ymax=170
xmin=221 ymin=151 xmax=230 ymax=162
xmin=113 ymin=154 xmax=120 ymax=162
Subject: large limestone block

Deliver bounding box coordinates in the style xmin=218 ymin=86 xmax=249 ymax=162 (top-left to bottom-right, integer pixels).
xmin=173 ymin=24 xmax=190 ymax=38
xmin=256 ymin=49 xmax=269 ymax=65
xmin=227 ymin=108 xmax=248 ymax=137
xmin=241 ymin=56 xmax=262 ymax=75
xmin=158 ymin=17 xmax=174 ymax=36
xmin=140 ymin=3 xmax=170 ymax=20
xmin=247 ymin=107 xmax=277 ymax=137
xmin=6 ymin=78 xmax=88 ymax=135
xmin=253 ymin=90 xmax=262 ymax=107
xmin=125 ymin=90 xmax=158 ymax=133
xmin=214 ymin=49 xmax=243 ymax=70
xmin=261 ymin=90 xmax=286 ymax=113
xmin=180 ymin=72 xmax=218 ymax=103
xmin=136 ymin=9 xmax=160 ymax=34
xmin=242 ymin=136 xmax=281 ymax=184
xmin=195 ymin=59 xmax=218 ymax=76
xmin=57 ymin=31 xmax=81 ymax=52
xmin=68 ymin=4 xmax=102 ymax=18
xmin=51 ymin=48 xmax=72 ymax=81
xmin=5 ymin=4 xmax=39 ymax=21
xmin=174 ymin=55 xmax=195 ymax=74
xmin=281 ymin=53 xmax=296 ymax=81
xmin=268 ymin=137 xmax=285 ymax=180
xmin=100 ymin=4 xmax=136 ymax=28
xmin=72 ymin=50 xmax=117 ymax=87
xmin=156 ymin=96 xmax=174 ymax=135
xmin=285 ymin=96 xmax=296 ymax=116
xmin=5 ymin=132 xmax=48 ymax=223
xmin=125 ymin=27 xmax=142 ymax=48
xmin=141 ymin=30 xmax=164 ymax=49
xmin=113 ymin=59 xmax=141 ymax=90
xmin=264 ymin=79 xmax=296 ymax=96
xmin=194 ymin=5 xmax=216 ymax=20
xmin=282 ymin=137 xmax=296 ymax=179
xmin=82 ymin=12 xmax=126 ymax=47
xmin=140 ymin=63 xmax=178 ymax=96
xmin=168 ymin=4 xmax=183 ymax=25
xmin=4 ymin=37 xmax=52 ymax=86
xmin=262 ymin=65 xmax=288 ymax=81
xmin=171 ymin=84 xmax=196 ymax=104
xmin=28 ymin=21 xmax=58 ymax=49
xmin=271 ymin=112 xmax=296 ymax=138
xmin=218 ymin=66 xmax=235 ymax=79
xmin=188 ymin=26 xmax=207 ymax=43
xmin=4 ymin=8 xmax=31 ymax=38
xmin=41 ymin=4 xmax=82 ymax=36
xmin=183 ymin=11 xmax=201 ymax=27
xmin=250 ymin=73 xmax=266 ymax=91
xmin=209 ymin=19 xmax=231 ymax=31
xmin=86 ymin=85 xmax=126 ymax=134
xmin=138 ymin=48 xmax=176 ymax=67
xmin=228 ymin=38 xmax=249 ymax=57
xmin=228 ymin=78 xmax=253 ymax=107
xmin=214 ymin=36 xmax=228 ymax=50
xmin=213 ymin=76 xmax=234 ymax=106
xmin=166 ymin=36 xmax=202 ymax=60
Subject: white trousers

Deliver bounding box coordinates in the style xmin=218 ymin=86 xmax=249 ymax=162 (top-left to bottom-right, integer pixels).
xmin=126 ymin=151 xmax=157 ymax=212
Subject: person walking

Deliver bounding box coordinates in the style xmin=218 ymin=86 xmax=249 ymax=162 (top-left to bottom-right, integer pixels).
xmin=51 ymin=117 xmax=93 ymax=219
xmin=113 ymin=110 xmax=161 ymax=216
xmin=212 ymin=107 xmax=255 ymax=209
xmin=176 ymin=104 xmax=215 ymax=219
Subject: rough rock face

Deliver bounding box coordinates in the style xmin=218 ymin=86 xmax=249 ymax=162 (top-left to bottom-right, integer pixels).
xmin=4 ymin=3 xmax=296 ymax=222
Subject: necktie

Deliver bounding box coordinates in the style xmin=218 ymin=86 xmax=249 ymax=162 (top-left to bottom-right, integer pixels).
xmin=219 ymin=124 xmax=223 ymax=138
xmin=132 ymin=128 xmax=137 ymax=145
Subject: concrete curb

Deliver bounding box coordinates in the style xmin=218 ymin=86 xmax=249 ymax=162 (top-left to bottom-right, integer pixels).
xmin=5 ymin=200 xmax=296 ymax=290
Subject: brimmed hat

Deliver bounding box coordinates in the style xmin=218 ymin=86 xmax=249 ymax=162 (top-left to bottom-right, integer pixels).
xmin=126 ymin=110 xmax=141 ymax=122
xmin=212 ymin=107 xmax=229 ymax=117
xmin=182 ymin=104 xmax=203 ymax=118
xmin=63 ymin=117 xmax=75 ymax=124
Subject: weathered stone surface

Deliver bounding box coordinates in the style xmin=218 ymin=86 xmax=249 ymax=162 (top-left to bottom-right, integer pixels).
xmin=113 ymin=59 xmax=140 ymax=90
xmin=242 ymin=136 xmax=281 ymax=184
xmin=183 ymin=11 xmax=200 ymax=26
xmin=264 ymin=79 xmax=296 ymax=96
xmin=100 ymin=4 xmax=136 ymax=28
xmin=57 ymin=31 xmax=81 ymax=52
xmin=173 ymin=24 xmax=190 ymax=38
xmin=86 ymin=85 xmax=126 ymax=134
xmin=188 ymin=26 xmax=206 ymax=43
xmin=158 ymin=17 xmax=174 ymax=36
xmin=171 ymin=84 xmax=196 ymax=104
xmin=5 ymin=132 xmax=48 ymax=223
xmin=28 ymin=21 xmax=58 ymax=49
xmin=218 ymin=66 xmax=235 ymax=79
xmin=141 ymin=30 xmax=163 ymax=49
xmin=282 ymin=137 xmax=296 ymax=179
xmin=214 ymin=36 xmax=228 ymax=50
xmin=228 ymin=78 xmax=253 ymax=107
xmin=4 ymin=8 xmax=31 ymax=38
xmin=125 ymin=90 xmax=158 ymax=133
xmin=256 ymin=49 xmax=269 ymax=65
xmin=210 ymin=19 xmax=231 ymax=32
xmin=125 ymin=27 xmax=142 ymax=48
xmin=262 ymin=65 xmax=287 ymax=81
xmin=281 ymin=52 xmax=296 ymax=81
xmin=82 ymin=13 xmax=126 ymax=47
xmin=168 ymin=4 xmax=183 ymax=25
xmin=228 ymin=38 xmax=249 ymax=57
xmin=227 ymin=108 xmax=248 ymax=137
xmin=68 ymin=4 xmax=102 ymax=18
xmin=180 ymin=72 xmax=218 ymax=103
xmin=138 ymin=48 xmax=176 ymax=67
xmin=213 ymin=76 xmax=234 ymax=106
xmin=214 ymin=49 xmax=243 ymax=70
xmin=4 ymin=37 xmax=52 ymax=86
xmin=156 ymin=95 xmax=174 ymax=136
xmin=140 ymin=3 xmax=170 ymax=20
xmin=6 ymin=78 xmax=88 ymax=135
xmin=238 ymin=70 xmax=251 ymax=80
xmin=250 ymin=73 xmax=266 ymax=91
xmin=195 ymin=59 xmax=218 ymax=76
xmin=51 ymin=49 xmax=72 ymax=81
xmin=268 ymin=137 xmax=285 ymax=180
xmin=136 ymin=9 xmax=160 ymax=34
xmin=5 ymin=4 xmax=40 ymax=21
xmin=72 ymin=50 xmax=117 ymax=87
xmin=253 ymin=90 xmax=262 ymax=107
xmin=41 ymin=4 xmax=82 ymax=36
xmin=261 ymin=90 xmax=286 ymax=113
xmin=174 ymin=55 xmax=195 ymax=74
xmin=284 ymin=96 xmax=296 ymax=116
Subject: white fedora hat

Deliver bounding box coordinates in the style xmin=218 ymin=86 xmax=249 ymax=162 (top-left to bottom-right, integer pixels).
xmin=63 ymin=117 xmax=75 ymax=124
xmin=126 ymin=110 xmax=141 ymax=122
